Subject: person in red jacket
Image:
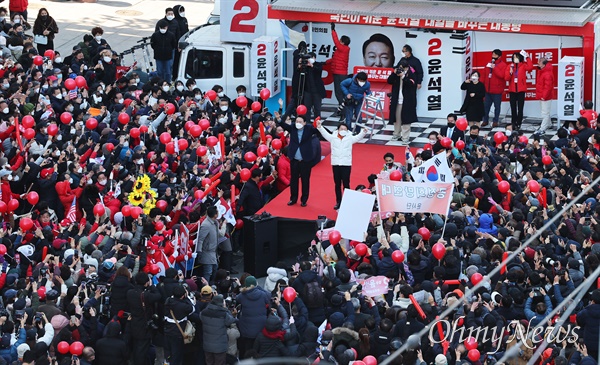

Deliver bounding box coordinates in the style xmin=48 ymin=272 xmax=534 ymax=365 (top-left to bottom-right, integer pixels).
xmin=580 ymin=101 xmax=598 ymax=130
xmin=482 ymin=49 xmax=507 ymax=127
xmin=505 ymin=51 xmax=533 ymax=130
xmin=535 ymin=57 xmax=555 ymax=134
xmin=275 ymin=148 xmax=291 ymax=193
xmin=325 ymin=22 xmax=350 ymax=119
xmin=9 ymin=0 xmax=28 ymax=22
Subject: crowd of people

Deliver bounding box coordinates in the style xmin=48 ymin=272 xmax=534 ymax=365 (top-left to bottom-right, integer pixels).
xmin=0 ymin=2 xmax=594 ymax=365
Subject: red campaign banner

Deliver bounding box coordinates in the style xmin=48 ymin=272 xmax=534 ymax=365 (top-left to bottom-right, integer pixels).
xmin=353 ymin=66 xmax=392 ymax=119
xmin=472 ymin=47 xmax=583 ymax=102
xmin=356 ymin=276 xmax=390 ymax=297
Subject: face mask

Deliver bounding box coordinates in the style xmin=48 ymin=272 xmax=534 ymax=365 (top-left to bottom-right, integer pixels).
xmin=218 ymin=117 xmax=226 ymax=124
xmin=87 ymin=179 xmax=93 ymax=185
xmin=95 ymin=35 xmax=102 ymax=42
xmin=180 ymin=11 xmax=185 ymax=17
xmin=338 ymin=130 xmax=348 ymax=137
xmin=57 ymin=74 xmax=63 ymax=80
xmin=162 ymin=86 xmax=169 ymax=92
xmin=98 ymin=180 xmax=107 ymax=186
xmin=123 ymin=141 xmax=129 ymax=147
xmin=2 ymin=108 xmax=7 ymax=114
xmin=41 ymin=85 xmax=48 ymax=91
xmin=589 ymin=137 xmax=593 ymax=144
xmin=238 ymin=92 xmax=245 ymax=97
xmin=67 ymin=106 xmax=74 ymax=112
xmin=136 ymin=159 xmax=143 ymax=164
xmin=217 ymin=92 xmax=224 ymax=97
xmin=6 ymin=175 xmax=11 ymax=181
xmin=2 ymin=83 xmax=8 ymax=89
xmin=55 ymin=93 xmax=62 ymax=99
xmin=241 ymin=136 xmax=247 ymax=142
xmin=93 ymin=95 xmax=102 ymax=103
xmin=13 ymin=18 xmax=20 ymax=24
xmin=429 ymin=139 xmax=436 ymax=145
xmin=135 ymin=78 xmax=140 ymax=83
xmin=471 ymin=76 xmax=479 ymax=82
xmin=358 ymin=81 xmax=366 ymax=87
xmin=513 ymin=58 xmax=520 ymax=64
xmin=447 ymin=123 xmax=454 ymax=128
xmin=308 ymin=58 xmax=315 ymax=64
xmin=62 ymin=92 xmax=67 ymax=98
xmin=54 ymin=151 xmax=60 ymax=157
xmin=261 ymin=157 xmax=267 ymax=163
xmin=470 ymin=134 xmax=477 ymax=140
xmin=77 ymin=167 xmax=83 ymax=174
xmin=103 ymin=56 xmax=112 ymax=63
xmin=118 ymin=98 xmax=124 ymax=104
xmin=69 ymin=178 xmax=73 ymax=184
xmin=295 ymin=122 xmax=304 ymax=129
xmin=220 ymin=105 xmax=228 ymax=112
xmin=176 ymin=85 xmax=184 ymax=92
xmin=159 ymin=28 xmax=167 ymax=34
xmin=34 ymin=88 xmax=40 ymax=93
xmin=70 ymin=128 xmax=76 ymax=134
xmin=166 ymin=15 xmax=174 ymax=21
xmin=195 ymin=95 xmax=202 ymax=100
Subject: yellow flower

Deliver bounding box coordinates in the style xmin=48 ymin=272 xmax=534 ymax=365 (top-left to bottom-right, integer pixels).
xmin=148 ymin=189 xmax=158 ymax=199
xmin=140 ymin=174 xmax=151 ymax=192
xmin=128 ymin=191 xmax=144 ymax=206
xmin=143 ymin=198 xmax=156 ymax=215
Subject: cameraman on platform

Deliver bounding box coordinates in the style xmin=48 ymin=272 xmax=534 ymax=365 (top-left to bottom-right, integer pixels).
xmin=291 ymin=49 xmax=326 ymax=122
xmin=340 ymin=71 xmax=371 ymax=130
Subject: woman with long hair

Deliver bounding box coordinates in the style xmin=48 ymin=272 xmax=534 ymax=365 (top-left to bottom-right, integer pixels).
xmin=505 ymin=52 xmax=533 ymax=130
xmin=32 ymin=8 xmax=58 ymax=54
xmin=460 ymin=71 xmax=486 ymax=127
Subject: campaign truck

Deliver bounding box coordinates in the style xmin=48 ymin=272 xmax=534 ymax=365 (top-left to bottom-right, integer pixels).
xmin=178 ymin=0 xmax=600 ymax=123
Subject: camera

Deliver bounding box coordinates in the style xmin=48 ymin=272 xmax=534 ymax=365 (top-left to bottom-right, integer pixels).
xmin=35 ymin=312 xmax=43 ymax=323
xmin=344 ymin=96 xmax=359 ymax=106
xmin=147 ymin=314 xmax=160 ymax=330
xmin=544 ymin=257 xmax=556 ymax=266
xmin=40 ymin=267 xmax=47 ymax=275
xmin=225 ymin=297 xmax=237 ymax=311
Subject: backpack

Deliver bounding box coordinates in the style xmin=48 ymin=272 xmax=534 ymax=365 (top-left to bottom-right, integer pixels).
xmin=303 ymin=280 xmax=324 ymax=308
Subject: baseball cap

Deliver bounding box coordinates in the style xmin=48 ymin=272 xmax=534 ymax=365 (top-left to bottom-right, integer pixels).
xmin=200 ymin=285 xmax=213 ymax=296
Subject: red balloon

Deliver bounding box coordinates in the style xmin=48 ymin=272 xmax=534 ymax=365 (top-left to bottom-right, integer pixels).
xmin=7 ymin=199 xmax=18 ymax=212
xmin=21 ymin=115 xmax=34 ymax=129
xmin=355 ymin=243 xmax=368 ymax=256
xmin=166 ymin=142 xmax=175 ymax=154
xmin=244 ymin=151 xmax=257 ymax=163
xmin=498 ymin=180 xmax=510 ymax=194
xmin=121 ymin=206 xmax=131 ymax=217
xmin=129 ymin=128 xmax=140 ymax=139
xmin=23 ymin=128 xmax=35 ymax=140
xmin=259 ymin=88 xmax=271 ymax=101
xmin=0 ymin=201 xmax=6 ymax=214
xmin=240 ymin=168 xmax=251 ymax=181
xmin=471 ymin=272 xmax=483 ymax=286
xmin=201 ymin=178 xmax=211 ymax=187
xmin=329 ymin=230 xmax=342 ymax=245
xmin=154 ymin=221 xmax=164 ymax=231
xmin=156 ymin=200 xmax=168 ymax=212
xmin=57 ymin=341 xmax=70 ymax=354
xmin=251 ymin=101 xmax=262 ymax=112
xmin=33 ymin=55 xmax=43 ymax=66
xmin=423 ymin=143 xmax=432 ymax=151
xmin=194 ymin=190 xmax=203 ymax=200
xmin=196 ymin=146 xmax=208 ymax=157
xmin=105 ymin=143 xmax=115 ymax=152
xmin=60 ymin=112 xmax=72 ymax=125
xmin=296 ymin=104 xmax=307 ymax=115
xmin=440 ymin=137 xmax=452 ymax=149
xmin=389 ymin=170 xmax=402 ymax=181
xmin=465 ymin=337 xmax=478 ymax=351
xmin=235 ymin=219 xmax=244 ymax=230
xmin=75 ymin=76 xmax=87 ymax=88
xmin=149 ymin=263 xmax=160 ymax=275
xmin=527 ymin=180 xmax=540 ymax=193
xmin=189 ymin=125 xmax=202 ymax=138
xmin=455 ymin=140 xmax=466 ymax=150
xmin=160 ymin=132 xmax=172 ymax=144
xmin=236 ymin=96 xmax=248 ymax=108
xmin=86 ymin=118 xmax=98 ymax=130
xmin=118 ymin=113 xmax=130 ymax=125
xmin=207 ymin=136 xmax=218 ymax=147
xmin=184 ymin=121 xmax=195 ymax=131
xmin=363 ymin=355 xmax=378 ymax=365
xmin=432 ymin=242 xmax=446 ymax=260
xmin=468 ymin=349 xmax=480 ymax=362
xmin=44 ymin=49 xmax=55 ymax=59
xmin=140 ymin=125 xmax=148 ymax=133
xmin=27 ymin=191 xmax=39 ymax=206
xmin=271 ymin=139 xmax=282 ymax=150
xmin=130 ymin=207 xmax=142 ymax=219
xmin=418 ymin=227 xmax=431 ymax=241
xmin=392 ymin=250 xmax=405 ymax=263
xmin=47 ymin=124 xmax=58 ymax=136
xmin=19 ymin=217 xmax=33 ymax=231
xmin=542 ymin=155 xmax=552 ymax=165
xmin=64 ymin=78 xmax=76 ymax=91
xmin=0 ymin=244 xmax=6 ymax=256
xmin=206 ymin=90 xmax=217 ymax=101
xmin=165 ymin=103 xmax=176 ymax=115
xmin=257 ymin=144 xmax=269 ymax=158
xmin=456 ymin=117 xmax=468 ymax=131
xmin=519 ymin=135 xmax=529 ymax=144
xmin=282 ymin=287 xmax=296 ymax=303
xmin=494 ymin=131 xmax=506 ymax=145
xmin=70 ymin=341 xmax=84 ymax=356
xmin=93 ymin=203 xmax=105 ymax=216
xmin=199 ymin=119 xmax=210 ymax=131
xmin=178 ymin=139 xmax=189 ymax=151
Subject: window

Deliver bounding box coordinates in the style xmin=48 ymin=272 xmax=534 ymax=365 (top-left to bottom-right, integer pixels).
xmin=233 ymin=51 xmax=245 ymax=78
xmin=185 ymin=49 xmax=223 ymax=79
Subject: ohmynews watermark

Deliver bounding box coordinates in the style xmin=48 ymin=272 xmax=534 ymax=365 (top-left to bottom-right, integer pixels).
xmin=428 ymin=317 xmax=580 ymax=354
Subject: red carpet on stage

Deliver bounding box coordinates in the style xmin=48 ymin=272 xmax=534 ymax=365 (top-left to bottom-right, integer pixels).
xmin=259 ymin=144 xmax=412 ymax=221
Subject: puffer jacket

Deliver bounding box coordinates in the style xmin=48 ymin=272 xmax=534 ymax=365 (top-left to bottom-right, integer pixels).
xmin=235 ymin=286 xmax=270 ymax=339
xmin=55 ymin=180 xmax=83 ymax=220
xmin=577 ymin=303 xmax=600 ymax=353
xmin=95 ymin=321 xmax=128 ymax=365
xmin=264 ymin=267 xmax=288 ymax=293
xmin=505 ymin=58 xmax=533 ymax=93
xmin=253 ymin=315 xmax=295 ymax=358
xmin=326 ymin=30 xmax=350 ymax=75
xmin=317 ymin=125 xmax=366 ymax=166
xmin=9 ymin=0 xmax=28 ymax=13
xmin=484 ymin=58 xmax=507 ymax=94
xmin=108 ymin=275 xmax=134 ymax=318
xmin=200 ymin=302 xmax=236 ymax=354
xmin=535 ymin=63 xmax=554 ymax=100
xmin=477 ymin=213 xmax=498 ymax=236
xmin=340 ymin=75 xmax=371 ymax=101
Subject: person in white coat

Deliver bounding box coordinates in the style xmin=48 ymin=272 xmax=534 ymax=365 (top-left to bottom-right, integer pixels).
xmin=316 ymin=119 xmax=367 ymax=210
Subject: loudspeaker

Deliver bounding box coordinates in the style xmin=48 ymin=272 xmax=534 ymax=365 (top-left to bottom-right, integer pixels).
xmin=243 ymin=216 xmax=278 ymax=277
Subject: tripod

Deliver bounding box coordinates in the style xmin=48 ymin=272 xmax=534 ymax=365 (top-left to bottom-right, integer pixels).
xmin=136 ymin=36 xmax=155 ymax=74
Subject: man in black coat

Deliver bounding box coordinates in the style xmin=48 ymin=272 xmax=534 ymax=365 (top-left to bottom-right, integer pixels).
xmin=164 ymin=285 xmax=194 ymax=365
xmin=238 ymin=168 xmax=264 ymax=216
xmin=127 ymin=272 xmax=162 ymax=365
xmin=280 ymin=115 xmax=318 ymax=207
xmin=94 ymin=321 xmax=128 ymax=365
xmin=151 ymin=19 xmax=177 ymax=82
xmin=154 ymin=7 xmax=181 ymax=41
xmin=301 ymin=52 xmax=326 ymax=122
xmin=440 ymin=113 xmax=465 ymax=143
xmin=200 ymin=294 xmax=236 ymax=364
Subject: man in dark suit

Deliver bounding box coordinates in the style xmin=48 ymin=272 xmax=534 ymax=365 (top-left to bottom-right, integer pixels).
xmin=440 ymin=113 xmax=465 ymax=143
xmin=238 ymin=169 xmax=264 ymax=216
xmin=281 ymin=115 xmax=318 ymax=207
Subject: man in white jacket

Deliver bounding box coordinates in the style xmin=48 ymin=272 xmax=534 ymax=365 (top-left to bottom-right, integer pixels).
xmin=316 ymin=119 xmax=367 ymax=210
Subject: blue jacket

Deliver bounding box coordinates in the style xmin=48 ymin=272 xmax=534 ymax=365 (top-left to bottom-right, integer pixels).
xmin=281 ymin=123 xmax=318 ymax=162
xmin=0 ymin=328 xmax=25 ymax=364
xmin=236 ymin=286 xmax=271 ymax=339
xmin=577 ymin=303 xmax=600 ymax=353
xmin=340 ymin=76 xmax=371 ymax=101
xmin=524 ymin=295 xmax=552 ymax=327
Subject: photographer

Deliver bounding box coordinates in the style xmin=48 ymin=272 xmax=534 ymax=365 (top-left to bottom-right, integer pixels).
xmin=163 ymin=285 xmax=194 ymax=365
xmin=298 ymin=52 xmax=326 ymax=123
xmin=387 ymin=59 xmax=418 ymax=144
xmin=126 ymin=272 xmax=161 ymax=365
xmin=200 ymin=294 xmax=237 ymax=364
xmin=340 ymin=71 xmax=371 ymax=130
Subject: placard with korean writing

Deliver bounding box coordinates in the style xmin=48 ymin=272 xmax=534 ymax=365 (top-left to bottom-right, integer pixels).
xmin=359 ymin=276 xmax=390 ymax=297
xmin=375 ymin=181 xmax=454 ymax=215
xmin=251 ymin=36 xmax=281 ymax=98
xmin=557 ymin=56 xmax=584 ymax=121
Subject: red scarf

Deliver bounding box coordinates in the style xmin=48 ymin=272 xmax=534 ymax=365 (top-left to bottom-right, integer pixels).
xmin=261 ymin=328 xmax=286 ymax=341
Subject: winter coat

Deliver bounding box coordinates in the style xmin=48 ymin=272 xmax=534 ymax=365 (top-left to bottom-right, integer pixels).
xmin=200 ymin=303 xmax=236 ymax=353
xmin=9 ymin=0 xmax=28 ymax=13
xmin=196 ymin=217 xmax=220 ymax=265
xmin=524 ymin=295 xmax=552 ymax=327
xmin=253 ymin=316 xmax=295 ymax=358
xmin=150 ymin=30 xmax=177 ymax=61
xmin=126 ymin=285 xmax=162 ymax=339
xmin=237 ymin=179 xmax=263 ymax=216
xmin=275 ymin=155 xmax=291 ymax=192
xmin=95 ymin=322 xmax=128 ymax=365
xmin=164 ymin=296 xmax=194 ymax=339
xmin=331 ymin=327 xmax=359 ymax=350
xmin=388 ymin=67 xmax=419 ymax=125
xmin=155 ymin=17 xmax=181 ymax=41
xmin=33 ymin=16 xmax=59 ymax=41
xmin=264 ymin=267 xmax=288 ymax=293
xmin=340 ymin=76 xmax=371 ymax=101
xmin=326 ymin=30 xmax=350 ymax=75
xmin=460 ymin=81 xmax=486 ymax=122
xmin=400 ymin=55 xmax=424 ymax=85
xmin=477 ymin=213 xmax=498 ymax=236
xmin=577 ymin=303 xmax=600 ymax=353
xmin=108 ymin=275 xmax=134 ymax=319
xmin=317 ymin=125 xmax=365 ymax=166
xmin=484 ymin=58 xmax=507 ymax=94
xmin=235 ymin=286 xmax=270 ymax=339
xmin=280 ymin=123 xmax=318 ymax=163
xmin=505 ymin=59 xmax=533 ymax=93
xmin=0 ymin=328 xmax=24 ymax=364
xmin=535 ymin=63 xmax=554 ymax=100
xmin=173 ymin=5 xmax=189 ymax=35
xmin=54 ymin=181 xmax=83 ymax=222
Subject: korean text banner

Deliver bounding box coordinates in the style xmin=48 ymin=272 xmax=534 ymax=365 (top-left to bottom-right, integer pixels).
xmin=376 ymin=180 xmax=454 ymax=215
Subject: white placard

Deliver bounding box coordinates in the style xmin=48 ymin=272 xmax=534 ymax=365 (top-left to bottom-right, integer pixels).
xmin=557 ymin=56 xmax=584 ymax=121
xmin=251 ymin=36 xmax=281 ymax=98
xmin=334 ymin=189 xmax=376 ymax=242
xmin=220 ymin=0 xmax=268 ymax=44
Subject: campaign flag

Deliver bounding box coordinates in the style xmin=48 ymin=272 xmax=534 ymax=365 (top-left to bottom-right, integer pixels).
xmin=68 ymin=87 xmax=78 ymax=100
xmin=66 ymin=197 xmax=77 ymax=223
xmin=411 ymin=151 xmax=453 ymax=183
xmin=375 ymin=180 xmax=454 ymax=215
xmin=216 ymin=198 xmax=236 ymax=225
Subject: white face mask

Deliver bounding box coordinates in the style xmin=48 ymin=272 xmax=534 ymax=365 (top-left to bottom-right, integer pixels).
xmin=220 ymin=105 xmax=228 ymax=112
xmin=2 ymin=83 xmax=9 ymax=89
xmin=93 ymin=95 xmax=102 ymax=103
xmin=162 ymin=86 xmax=169 ymax=92
xmin=589 ymin=137 xmax=593 ymax=144
xmin=62 ymin=92 xmax=67 ymax=98
xmin=338 ymin=130 xmax=348 ymax=137
xmin=135 ymin=78 xmax=140 ymax=83
xmin=429 ymin=139 xmax=436 ymax=145
xmin=98 ymin=179 xmax=107 ymax=186
xmin=53 ymin=151 xmax=60 ymax=157
xmin=295 ymin=122 xmax=304 ymax=129
xmin=261 ymin=157 xmax=267 ymax=162
xmin=118 ymin=98 xmax=124 ymax=104
xmin=34 ymin=88 xmax=40 ymax=93
xmin=471 ymin=76 xmax=479 ymax=82
xmin=67 ymin=106 xmax=74 ymax=112
xmin=136 ymin=159 xmax=144 ymax=164
xmin=238 ymin=92 xmax=245 ymax=97
xmin=308 ymin=58 xmax=315 ymax=64
xmin=12 ymin=175 xmax=18 ymax=182
xmin=180 ymin=12 xmax=185 ymax=17
xmin=241 ymin=136 xmax=247 ymax=142
xmin=176 ymin=85 xmax=184 ymax=92
xmin=77 ymin=167 xmax=82 ymax=174
xmin=217 ymin=92 xmax=224 ymax=97
xmin=68 ymin=178 xmax=73 ymax=184
xmin=6 ymin=175 xmax=11 ymax=181
xmin=358 ymin=81 xmax=366 ymax=87
xmin=55 ymin=93 xmax=63 ymax=99
xmin=95 ymin=35 xmax=102 ymax=42
xmin=87 ymin=179 xmax=93 ymax=185
xmin=148 ymin=96 xmax=157 ymax=106
xmin=159 ymin=28 xmax=167 ymax=34
xmin=13 ymin=18 xmax=20 ymax=24
xmin=218 ymin=117 xmax=226 ymax=124
xmin=166 ymin=15 xmax=174 ymax=21
xmin=56 ymin=56 xmax=63 ymax=63
xmin=103 ymin=56 xmax=112 ymax=63
xmin=1 ymin=108 xmax=7 ymax=114
xmin=70 ymin=128 xmax=76 ymax=134
xmin=195 ymin=95 xmax=202 ymax=100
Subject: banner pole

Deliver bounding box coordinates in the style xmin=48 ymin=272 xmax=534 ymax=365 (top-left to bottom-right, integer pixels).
xmin=439 ymin=185 xmax=455 ymax=240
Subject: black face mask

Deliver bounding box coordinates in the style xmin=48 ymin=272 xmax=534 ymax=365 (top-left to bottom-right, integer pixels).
xmin=470 ymin=134 xmax=478 ymax=140
xmin=387 ymin=163 xmax=394 ymax=168
xmin=447 ymin=123 xmax=455 ymax=128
